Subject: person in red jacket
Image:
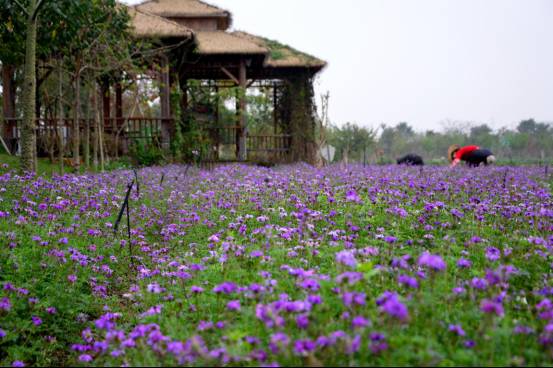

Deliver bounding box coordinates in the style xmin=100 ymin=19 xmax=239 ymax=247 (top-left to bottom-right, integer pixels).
xmin=448 ymin=144 xmax=496 ymax=167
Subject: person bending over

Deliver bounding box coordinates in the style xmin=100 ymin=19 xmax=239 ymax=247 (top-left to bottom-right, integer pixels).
xmin=448 ymin=144 xmax=496 ymax=167
xmin=397 ymin=153 xmax=424 ymax=166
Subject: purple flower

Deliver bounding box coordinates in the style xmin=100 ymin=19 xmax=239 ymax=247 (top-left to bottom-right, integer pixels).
xmin=12 ymin=361 xmax=25 ymax=367
xmin=213 ymin=282 xmax=237 ymax=294
xmin=197 ymin=320 xmax=213 ymax=331
xmin=146 ymin=282 xmax=164 ymax=294
xmin=351 ymin=316 xmax=370 ymax=329
xmin=307 ymin=294 xmax=322 ymax=305
xmin=31 ymin=316 xmax=42 ymax=326
xmin=347 ymin=334 xmax=361 ymax=354
xmin=485 ymin=247 xmax=501 ymax=262
xmin=300 ymin=279 xmax=320 ymax=291
xmin=226 ymin=300 xmax=241 ymax=311
xmin=470 ymin=277 xmax=488 ymax=290
xmin=378 ymin=292 xmax=409 ymax=321
xmin=67 ymin=274 xmax=77 ymax=283
xmin=480 ymin=299 xmax=504 ymax=317
xmin=269 ymin=332 xmax=290 ymax=354
xmin=296 ymin=314 xmax=309 ymax=329
xmin=417 ymin=252 xmax=446 ymax=271
xmin=398 ymin=274 xmax=419 ymax=289
xmin=514 ymin=325 xmax=534 ymax=335
xmin=78 ymin=354 xmax=93 ymax=363
xmin=190 ymin=285 xmax=204 ymax=293
xmin=448 ymin=324 xmax=466 ymax=336
xmin=0 ymin=297 xmax=11 ymax=311
xmin=336 ymin=250 xmax=357 ymax=268
xmin=369 ymin=333 xmax=388 ymax=354
xmin=208 ymin=234 xmax=220 ymax=243
xmin=0 ymin=329 xmax=6 ymax=338
xmin=457 ymin=258 xmax=472 ymax=268
xmin=342 ymin=292 xmax=366 ymax=307
xmin=293 ymin=339 xmax=316 ymax=356
xmin=345 ymin=189 xmax=362 ymax=203
xmin=250 ymin=250 xmax=264 ymax=258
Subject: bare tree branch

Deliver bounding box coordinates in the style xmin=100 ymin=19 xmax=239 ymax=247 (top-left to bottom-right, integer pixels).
xmin=32 ymin=0 xmax=48 ymax=20
xmin=12 ymin=0 xmax=30 ymax=16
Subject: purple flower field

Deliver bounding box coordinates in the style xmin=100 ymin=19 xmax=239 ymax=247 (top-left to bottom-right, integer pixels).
xmin=0 ymin=163 xmax=552 ymax=366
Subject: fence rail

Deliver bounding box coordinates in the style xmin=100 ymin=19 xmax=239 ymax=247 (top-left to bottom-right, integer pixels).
xmin=2 ymin=118 xmax=292 ymax=162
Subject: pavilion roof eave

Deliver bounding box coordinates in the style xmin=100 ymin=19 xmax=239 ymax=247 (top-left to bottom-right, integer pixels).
xmin=128 ymin=6 xmax=194 ymax=40
xmin=136 ymin=0 xmax=231 ymax=20
xmin=181 ymin=62 xmax=326 ymax=81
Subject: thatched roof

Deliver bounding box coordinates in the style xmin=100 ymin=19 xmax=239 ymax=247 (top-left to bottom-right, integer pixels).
xmin=136 ymin=0 xmax=230 ymax=18
xmin=128 ymin=6 xmax=194 ymax=39
xmin=195 ymin=31 xmax=267 ymax=55
xmin=232 ymin=31 xmax=326 ymax=69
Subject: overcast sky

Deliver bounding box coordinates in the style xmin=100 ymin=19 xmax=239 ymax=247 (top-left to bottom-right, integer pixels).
xmin=125 ymin=0 xmax=553 ymax=132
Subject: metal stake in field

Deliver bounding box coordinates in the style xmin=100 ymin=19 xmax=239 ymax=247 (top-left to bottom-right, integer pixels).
xmin=133 ymin=169 xmax=140 ymax=197
xmin=114 ymin=179 xmax=135 ymax=267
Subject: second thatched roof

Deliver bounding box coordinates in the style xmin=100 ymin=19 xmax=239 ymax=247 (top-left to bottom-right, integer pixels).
xmin=195 ymin=31 xmax=268 ymax=55
xmin=232 ymin=31 xmax=326 ymax=69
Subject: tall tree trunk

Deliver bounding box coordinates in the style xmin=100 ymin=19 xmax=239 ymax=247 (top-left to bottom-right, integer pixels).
xmin=57 ymin=61 xmax=64 ymax=174
xmin=21 ymin=0 xmax=38 ymax=173
xmin=84 ymin=95 xmax=90 ymax=169
xmin=92 ymin=84 xmax=99 ymax=171
xmin=99 ymin=104 xmax=105 ymax=173
xmin=72 ymin=65 xmax=81 ymax=170
xmin=97 ymin=90 xmax=105 ymax=172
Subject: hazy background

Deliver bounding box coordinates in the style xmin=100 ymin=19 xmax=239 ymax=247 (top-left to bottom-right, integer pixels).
xmin=125 ymin=0 xmax=553 ymax=132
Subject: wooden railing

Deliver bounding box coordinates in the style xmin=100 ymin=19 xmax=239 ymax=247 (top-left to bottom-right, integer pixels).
xmin=2 ymin=117 xmax=168 ymax=155
xmin=202 ymin=125 xmax=291 ymax=162
xmin=2 ymin=118 xmax=291 ymax=162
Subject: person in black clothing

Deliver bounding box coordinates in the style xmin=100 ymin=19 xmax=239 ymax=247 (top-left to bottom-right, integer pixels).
xmin=448 ymin=145 xmax=496 ymax=167
xmin=396 ymin=154 xmax=424 ymax=166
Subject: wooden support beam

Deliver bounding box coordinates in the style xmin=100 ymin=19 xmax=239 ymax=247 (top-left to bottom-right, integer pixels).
xmin=2 ymin=65 xmax=16 ymax=141
xmin=238 ymin=58 xmax=247 ymax=161
xmin=273 ymin=82 xmax=278 ymax=134
xmin=159 ymin=55 xmax=172 ymax=150
xmin=101 ymin=79 xmax=111 ymax=128
xmin=159 ymin=56 xmax=171 ymax=120
xmin=115 ymin=81 xmax=123 ymax=128
xmin=220 ymin=67 xmax=239 ymax=85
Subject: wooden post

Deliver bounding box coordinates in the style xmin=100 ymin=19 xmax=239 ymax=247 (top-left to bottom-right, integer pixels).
xmin=101 ymin=79 xmax=111 ymax=129
xmin=238 ymin=59 xmax=247 ymax=161
xmin=159 ymin=56 xmax=171 ymax=150
xmin=115 ymin=81 xmax=123 ymax=128
xmin=273 ymin=82 xmax=278 ymax=135
xmin=2 ymin=65 xmax=15 ymax=138
xmin=214 ymin=84 xmax=220 ymax=160
xmin=115 ymin=80 xmax=126 ymax=156
xmin=181 ymin=80 xmax=188 ymax=114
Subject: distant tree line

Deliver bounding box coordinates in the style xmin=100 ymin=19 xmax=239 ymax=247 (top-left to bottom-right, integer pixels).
xmin=325 ymin=119 xmax=553 ymax=165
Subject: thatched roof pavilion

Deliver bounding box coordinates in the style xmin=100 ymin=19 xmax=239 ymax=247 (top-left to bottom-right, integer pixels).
xmin=127 ymin=0 xmax=326 ymax=164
